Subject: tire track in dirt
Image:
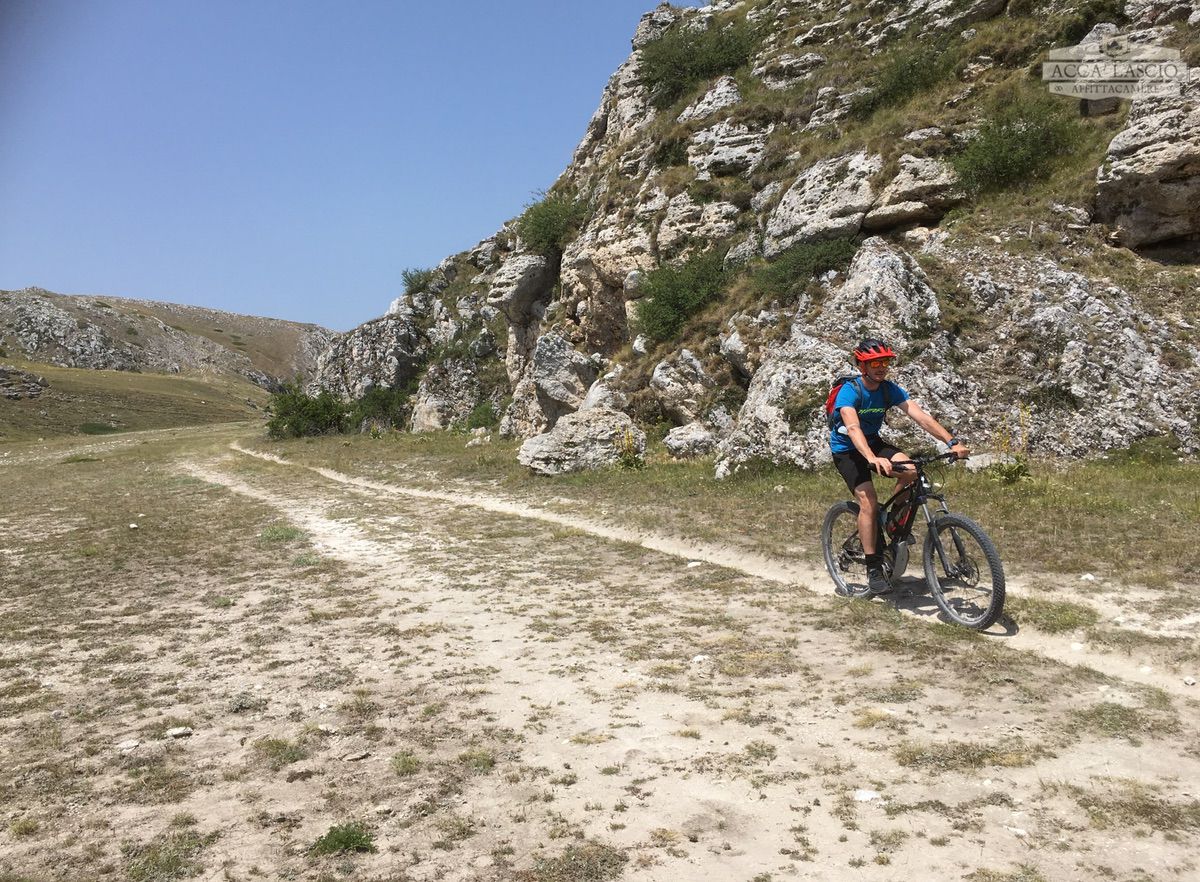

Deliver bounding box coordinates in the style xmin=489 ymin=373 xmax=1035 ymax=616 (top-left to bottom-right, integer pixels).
xmin=227 ymin=443 xmax=1194 ymax=697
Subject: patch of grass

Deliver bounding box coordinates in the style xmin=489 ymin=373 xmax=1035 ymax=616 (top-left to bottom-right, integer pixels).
xmin=61 ymin=454 xmax=102 ymax=463
xmin=513 ymin=840 xmax=627 ymax=882
xmin=391 ymin=751 xmax=421 ymax=776
xmin=123 ymin=829 xmax=217 ymax=882
xmin=9 ymin=816 xmax=40 ymax=837
xmin=252 ymin=737 xmax=307 ymax=771
xmin=311 ymin=822 xmax=375 ymax=855
xmin=638 ymin=17 xmax=758 ymax=109
xmin=894 ymin=739 xmax=1043 ymax=771
xmin=79 ymin=422 xmax=122 ymax=435
xmin=402 ymin=267 xmax=435 ymax=295
xmin=459 ymin=747 xmax=496 ymax=773
xmin=952 ymin=88 xmax=1081 ymax=196
xmin=965 ymin=867 xmax=1049 ymax=882
xmin=635 ymin=248 xmax=728 ymax=343
xmin=258 ymin=524 xmax=305 ymax=544
xmin=1068 ymin=702 xmax=1179 ymax=744
xmin=852 ymin=41 xmax=959 ymax=117
xmin=516 ymin=189 xmax=588 ymax=257
xmin=1008 ymin=597 xmax=1098 ymax=633
xmin=1058 ymin=779 xmax=1200 ymax=831
xmin=748 ymin=237 xmax=859 ymax=305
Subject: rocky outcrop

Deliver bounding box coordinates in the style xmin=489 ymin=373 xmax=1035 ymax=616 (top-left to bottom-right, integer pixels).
xmin=1096 ymin=69 xmax=1200 ymax=247
xmin=0 ymin=365 xmax=48 ymax=399
xmin=312 ymin=313 xmax=429 ymax=400
xmin=764 ymin=153 xmax=883 ymax=256
xmin=864 ymin=155 xmax=963 ymax=231
xmin=409 ymin=359 xmax=482 ymax=432
xmin=517 ymin=408 xmax=645 ymax=475
xmin=650 ymin=349 xmax=716 ymax=424
xmin=500 ymin=333 xmax=599 ymax=438
xmin=0 ymin=287 xmax=329 ymax=389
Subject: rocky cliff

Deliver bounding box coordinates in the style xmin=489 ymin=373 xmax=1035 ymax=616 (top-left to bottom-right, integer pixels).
xmin=0 ymin=288 xmax=334 ymax=390
xmin=313 ymin=0 xmax=1200 ymax=471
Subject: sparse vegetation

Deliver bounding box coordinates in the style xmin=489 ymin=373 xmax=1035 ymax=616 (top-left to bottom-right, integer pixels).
xmin=402 ymin=266 xmax=436 ymax=295
xmin=516 ymin=190 xmax=588 ymax=257
xmin=635 ymin=248 xmax=727 ymax=343
xmin=638 ymin=18 xmax=758 ymax=109
xmin=266 ymin=383 xmax=347 ymax=438
xmin=952 ymin=89 xmax=1081 ymax=196
xmin=311 ymin=822 xmax=376 ymax=855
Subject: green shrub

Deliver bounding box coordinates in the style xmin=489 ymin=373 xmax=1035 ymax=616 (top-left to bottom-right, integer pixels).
xmin=347 ymin=382 xmax=416 ymax=430
xmin=401 ymin=267 xmax=435 ymax=295
xmin=465 ymin=400 xmax=498 ymax=430
xmin=516 ymin=190 xmax=588 ymax=256
xmin=653 ymin=137 xmax=688 ymax=167
xmin=266 ymin=384 xmax=348 ymax=439
xmin=639 ymin=19 xmax=758 ymax=109
xmin=635 ymin=249 xmax=728 ymax=343
xmin=751 ymin=238 xmax=859 ymax=303
xmin=311 ymin=822 xmax=375 ymax=855
xmin=952 ymin=92 xmax=1081 ymax=195
xmin=853 ymin=43 xmax=959 ymax=116
xmin=1057 ymin=0 xmax=1127 ymax=44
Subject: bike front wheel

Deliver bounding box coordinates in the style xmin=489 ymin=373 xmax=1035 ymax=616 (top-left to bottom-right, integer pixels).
xmin=922 ymin=513 xmax=1005 ymax=630
xmin=821 ymin=501 xmax=872 ymax=598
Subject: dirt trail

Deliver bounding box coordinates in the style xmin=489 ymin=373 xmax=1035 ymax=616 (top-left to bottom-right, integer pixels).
xmin=228 ymin=443 xmax=1193 ymax=698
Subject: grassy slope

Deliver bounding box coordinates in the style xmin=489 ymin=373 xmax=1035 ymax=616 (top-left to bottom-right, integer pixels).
xmin=0 ymin=357 xmax=269 ymax=442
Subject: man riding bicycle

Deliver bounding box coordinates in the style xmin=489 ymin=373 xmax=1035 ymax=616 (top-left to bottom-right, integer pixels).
xmin=830 ymin=339 xmax=970 ymax=595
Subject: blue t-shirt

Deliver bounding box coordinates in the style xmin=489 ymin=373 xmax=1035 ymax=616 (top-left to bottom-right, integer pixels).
xmin=829 ymin=379 xmax=909 ymax=454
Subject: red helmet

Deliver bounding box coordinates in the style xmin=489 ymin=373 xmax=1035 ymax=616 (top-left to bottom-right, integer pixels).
xmin=853 ymin=339 xmax=897 ymax=362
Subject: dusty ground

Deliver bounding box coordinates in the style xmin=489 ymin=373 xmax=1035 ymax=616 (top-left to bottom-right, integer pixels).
xmin=2 ymin=425 xmax=1198 ymax=882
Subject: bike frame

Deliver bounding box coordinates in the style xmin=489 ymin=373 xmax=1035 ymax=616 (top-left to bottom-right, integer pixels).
xmin=879 ymin=453 xmax=960 ymax=570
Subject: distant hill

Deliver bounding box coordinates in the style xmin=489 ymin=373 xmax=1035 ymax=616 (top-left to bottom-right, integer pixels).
xmin=0 ymin=287 xmax=334 ymax=390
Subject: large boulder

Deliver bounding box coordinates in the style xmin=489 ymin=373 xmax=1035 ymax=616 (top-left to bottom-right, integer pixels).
xmin=650 ymin=349 xmax=716 ymax=424
xmin=764 ymin=152 xmax=883 ymax=256
xmin=677 ymin=75 xmax=742 ymax=123
xmin=0 ymin=365 xmax=49 ymax=400
xmin=687 ymin=121 xmax=773 ymax=177
xmin=1095 ymin=69 xmax=1200 ymax=248
xmin=864 ymin=155 xmax=963 ymax=231
xmin=517 ymin=408 xmax=646 ymax=475
xmin=409 ymin=359 xmax=482 ymax=432
xmin=500 ymin=334 xmax=599 ymax=438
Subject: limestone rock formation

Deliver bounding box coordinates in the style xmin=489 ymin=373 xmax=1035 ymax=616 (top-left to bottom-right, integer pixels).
xmin=0 ymin=365 xmax=49 ymax=399
xmin=517 ymin=408 xmax=645 ymax=475
xmin=1096 ymin=69 xmax=1200 ymax=247
xmin=312 ymin=313 xmax=429 ymax=400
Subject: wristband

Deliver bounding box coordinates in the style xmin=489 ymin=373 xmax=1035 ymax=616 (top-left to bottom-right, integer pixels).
xmin=946 ymin=437 xmax=962 ymax=447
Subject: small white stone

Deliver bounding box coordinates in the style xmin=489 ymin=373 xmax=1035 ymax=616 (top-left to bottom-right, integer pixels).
xmin=373 ymin=804 xmax=393 ymax=816
xmin=344 ymin=751 xmax=370 ymax=762
xmin=1071 ymin=642 xmax=1085 ymax=652
xmin=1184 ymin=677 xmax=1196 ymax=686
xmin=692 ymin=654 xmax=710 ymax=663
xmin=317 ymin=724 xmax=338 ymax=734
xmin=1080 ymin=573 xmax=1096 ymax=582
xmin=983 ymin=779 xmax=993 ymax=787
xmin=117 ymin=739 xmax=140 ymax=751
xmin=687 ymin=561 xmax=704 ymax=568
xmin=1004 ymin=826 xmax=1028 ymax=838
xmin=129 ymin=523 xmax=139 ymax=530
xmin=773 ymin=484 xmax=785 ymax=494
xmin=853 ymin=789 xmax=881 ymax=802
xmin=166 ymin=727 xmax=193 ymax=738
xmin=1140 ymin=665 xmax=1154 ymax=674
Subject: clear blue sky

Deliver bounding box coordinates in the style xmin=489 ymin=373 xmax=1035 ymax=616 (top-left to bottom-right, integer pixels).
xmin=0 ymin=0 xmax=697 ymax=331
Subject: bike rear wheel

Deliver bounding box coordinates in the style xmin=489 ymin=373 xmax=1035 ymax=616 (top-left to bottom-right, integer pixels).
xmin=922 ymin=513 xmax=1005 ymax=630
xmin=821 ymin=501 xmax=872 ymax=598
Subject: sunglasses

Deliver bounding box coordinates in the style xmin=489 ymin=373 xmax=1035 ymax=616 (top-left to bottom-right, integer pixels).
xmin=863 ymin=357 xmax=896 ymax=367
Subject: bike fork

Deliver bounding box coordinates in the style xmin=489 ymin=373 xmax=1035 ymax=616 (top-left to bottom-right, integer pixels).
xmin=922 ymin=501 xmax=957 ymax=574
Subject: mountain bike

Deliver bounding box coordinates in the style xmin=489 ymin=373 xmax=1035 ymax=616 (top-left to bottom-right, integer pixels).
xmin=820 ymin=451 xmax=1005 ymax=630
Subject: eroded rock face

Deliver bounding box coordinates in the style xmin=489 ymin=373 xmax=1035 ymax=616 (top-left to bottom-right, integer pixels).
xmin=650 ymin=349 xmax=716 ymax=424
xmin=1096 ymin=69 xmax=1200 ymax=248
xmin=864 ymin=155 xmax=963 ymax=231
xmin=688 ymin=121 xmax=774 ymax=177
xmin=716 ymin=238 xmax=968 ymax=475
xmin=764 ymin=152 xmax=883 ymax=256
xmin=677 ymin=75 xmax=741 ymax=123
xmin=312 ymin=314 xmax=429 ymax=400
xmin=409 ymin=359 xmax=482 ymax=432
xmin=500 ymin=333 xmax=599 ymax=437
xmin=517 ymin=408 xmax=645 ymax=475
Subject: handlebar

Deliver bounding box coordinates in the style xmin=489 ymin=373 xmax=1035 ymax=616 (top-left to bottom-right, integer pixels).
xmin=890 ymin=451 xmax=964 ymax=471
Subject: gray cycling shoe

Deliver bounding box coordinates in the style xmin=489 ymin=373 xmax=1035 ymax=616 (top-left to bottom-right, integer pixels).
xmin=866 ymin=566 xmax=891 ymax=596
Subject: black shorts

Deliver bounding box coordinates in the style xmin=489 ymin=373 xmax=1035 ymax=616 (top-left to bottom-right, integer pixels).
xmin=832 ymin=437 xmax=904 ymax=492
